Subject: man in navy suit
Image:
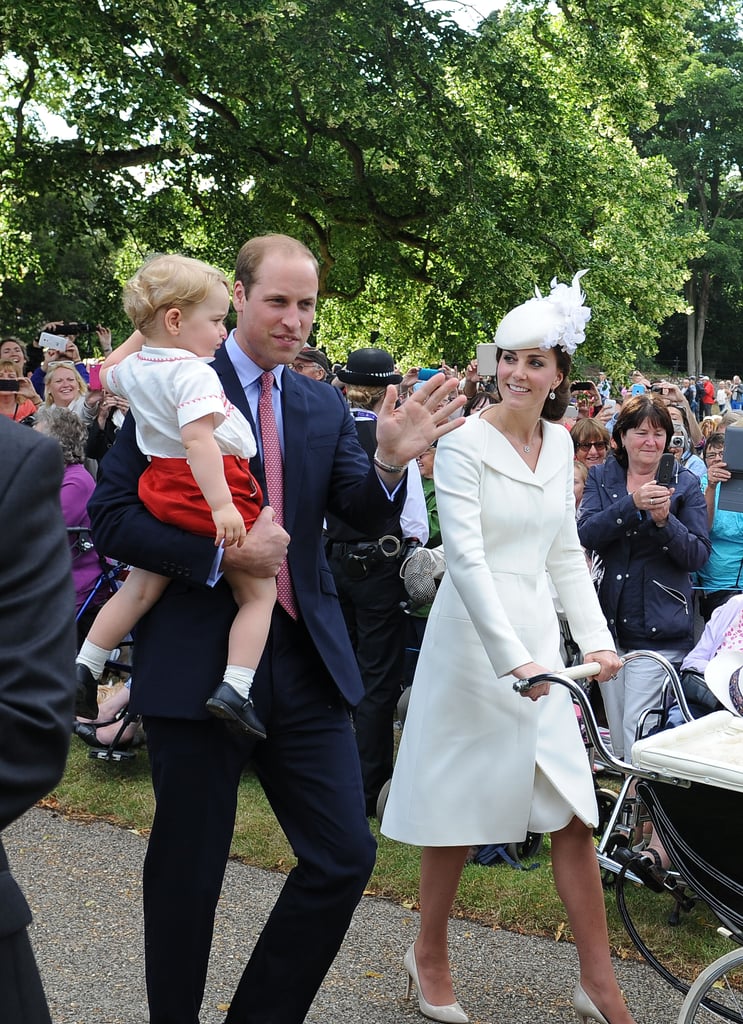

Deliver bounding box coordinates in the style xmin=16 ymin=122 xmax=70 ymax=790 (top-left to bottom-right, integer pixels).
xmin=89 ymin=234 xmax=464 ymax=1024
xmin=0 ymin=419 xmax=76 ymax=1023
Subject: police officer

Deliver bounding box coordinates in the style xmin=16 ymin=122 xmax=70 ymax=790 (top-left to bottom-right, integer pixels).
xmin=325 ymin=348 xmax=428 ymax=815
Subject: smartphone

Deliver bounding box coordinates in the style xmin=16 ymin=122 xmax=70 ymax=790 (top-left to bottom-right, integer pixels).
xmin=88 ymin=363 xmax=102 ymax=390
xmin=38 ymin=330 xmax=69 ymax=352
xmin=631 ymin=383 xmax=646 ymax=396
xmin=656 ymin=452 xmax=676 ymax=486
xmin=0 ymin=379 xmax=19 ymax=392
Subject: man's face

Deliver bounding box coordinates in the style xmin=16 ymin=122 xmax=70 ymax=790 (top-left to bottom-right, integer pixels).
xmin=233 ymin=253 xmax=318 ymax=370
xmin=293 ymin=360 xmax=325 ymax=380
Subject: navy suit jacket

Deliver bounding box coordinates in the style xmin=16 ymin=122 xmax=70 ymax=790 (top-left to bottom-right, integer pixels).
xmin=0 ymin=420 xmax=76 ymax=976
xmin=88 ymin=347 xmax=406 ymax=717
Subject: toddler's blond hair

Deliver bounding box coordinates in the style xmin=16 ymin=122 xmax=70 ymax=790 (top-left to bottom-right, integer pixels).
xmin=124 ymin=254 xmax=230 ymax=334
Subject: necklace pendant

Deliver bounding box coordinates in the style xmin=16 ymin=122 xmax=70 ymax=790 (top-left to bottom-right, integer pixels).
xmin=523 ymin=444 xmax=531 ymax=453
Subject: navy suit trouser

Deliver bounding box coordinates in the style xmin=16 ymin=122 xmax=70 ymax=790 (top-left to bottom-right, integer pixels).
xmin=142 ymin=610 xmax=376 ymax=1024
xmin=328 ymin=553 xmax=406 ymax=815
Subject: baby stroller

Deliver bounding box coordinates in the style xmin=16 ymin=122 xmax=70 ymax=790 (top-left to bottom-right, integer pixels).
xmin=69 ymin=527 xmax=139 ymax=762
xmin=517 ymin=661 xmax=743 ymax=1024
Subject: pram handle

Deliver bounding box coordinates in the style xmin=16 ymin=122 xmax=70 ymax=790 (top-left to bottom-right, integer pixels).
xmin=514 ymin=667 xmax=629 ymax=773
xmin=512 ymin=650 xmax=693 ymax=776
xmin=512 ymin=661 xmax=602 ymax=693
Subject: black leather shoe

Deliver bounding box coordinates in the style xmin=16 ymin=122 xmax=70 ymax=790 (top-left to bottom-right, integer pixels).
xmin=75 ymin=664 xmax=99 ymax=720
xmin=73 ymin=721 xmax=103 ymax=747
xmin=206 ymin=683 xmax=267 ymax=740
xmin=72 ymin=719 xmax=133 ymax=752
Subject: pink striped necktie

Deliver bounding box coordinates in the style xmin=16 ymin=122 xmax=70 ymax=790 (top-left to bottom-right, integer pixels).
xmin=258 ymin=371 xmax=298 ymax=619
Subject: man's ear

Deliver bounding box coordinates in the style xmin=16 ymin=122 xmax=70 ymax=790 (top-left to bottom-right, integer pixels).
xmin=232 ymin=280 xmax=245 ymax=313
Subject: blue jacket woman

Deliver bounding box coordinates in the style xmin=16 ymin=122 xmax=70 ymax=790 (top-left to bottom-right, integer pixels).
xmin=577 ymin=394 xmax=711 ymax=759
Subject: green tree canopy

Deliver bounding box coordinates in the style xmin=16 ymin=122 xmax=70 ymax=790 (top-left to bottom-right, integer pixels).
xmin=0 ymin=0 xmax=703 ymax=370
xmin=635 ymin=1 xmax=743 ymax=376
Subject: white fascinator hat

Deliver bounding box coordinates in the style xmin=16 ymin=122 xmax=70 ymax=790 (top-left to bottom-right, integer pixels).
xmin=494 ymin=270 xmax=591 ymax=356
xmin=704 ymin=650 xmax=743 ymax=716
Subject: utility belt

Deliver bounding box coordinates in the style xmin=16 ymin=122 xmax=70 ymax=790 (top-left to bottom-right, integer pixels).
xmin=326 ymin=535 xmax=406 ymax=581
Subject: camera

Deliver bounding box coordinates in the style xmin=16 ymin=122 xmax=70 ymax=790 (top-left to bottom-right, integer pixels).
xmin=475 ymin=343 xmax=498 ymax=377
xmin=0 ymin=379 xmax=20 ymax=392
xmin=670 ymin=433 xmax=685 ymax=449
xmin=48 ymin=322 xmax=94 ymax=335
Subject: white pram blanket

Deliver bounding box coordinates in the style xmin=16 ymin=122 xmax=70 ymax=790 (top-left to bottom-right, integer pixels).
xmin=632 ymin=711 xmax=743 ymax=793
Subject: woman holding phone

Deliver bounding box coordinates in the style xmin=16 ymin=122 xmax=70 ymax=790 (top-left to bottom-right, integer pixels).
xmin=0 ymin=360 xmax=39 ymax=422
xmin=577 ymin=394 xmax=711 ymax=760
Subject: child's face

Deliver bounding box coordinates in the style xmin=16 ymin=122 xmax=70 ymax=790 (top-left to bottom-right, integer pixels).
xmin=176 ymin=283 xmax=230 ymax=358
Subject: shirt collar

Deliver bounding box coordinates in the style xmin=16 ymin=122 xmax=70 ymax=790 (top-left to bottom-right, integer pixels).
xmin=225 ymin=332 xmax=286 ymax=392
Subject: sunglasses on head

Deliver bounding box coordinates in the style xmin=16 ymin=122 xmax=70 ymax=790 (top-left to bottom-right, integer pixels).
xmin=575 ymin=441 xmax=608 ymax=452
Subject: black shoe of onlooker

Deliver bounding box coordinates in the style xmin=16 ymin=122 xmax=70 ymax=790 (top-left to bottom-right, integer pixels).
xmin=613 ymin=845 xmax=669 ymax=893
xmin=74 ymin=663 xmax=99 ymax=721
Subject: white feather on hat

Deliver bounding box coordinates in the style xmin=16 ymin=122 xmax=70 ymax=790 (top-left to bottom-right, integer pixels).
xmin=494 ymin=270 xmax=591 ymax=356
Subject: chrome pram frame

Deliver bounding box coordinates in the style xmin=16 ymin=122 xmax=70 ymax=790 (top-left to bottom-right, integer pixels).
xmin=518 ymin=652 xmax=743 ymax=1024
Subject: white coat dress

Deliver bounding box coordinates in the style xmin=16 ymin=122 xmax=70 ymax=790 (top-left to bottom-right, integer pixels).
xmin=381 ymin=414 xmax=615 ymax=847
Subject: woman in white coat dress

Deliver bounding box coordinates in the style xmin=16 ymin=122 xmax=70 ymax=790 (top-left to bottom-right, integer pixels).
xmin=382 ymin=274 xmax=636 ymax=1024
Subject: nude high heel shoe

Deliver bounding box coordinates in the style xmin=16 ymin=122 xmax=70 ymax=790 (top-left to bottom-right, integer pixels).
xmin=403 ymin=943 xmax=469 ymax=1024
xmin=573 ymin=982 xmax=612 ymax=1024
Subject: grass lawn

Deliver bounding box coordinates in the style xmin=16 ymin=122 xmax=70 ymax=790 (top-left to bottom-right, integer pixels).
xmin=50 ymin=736 xmax=735 ymax=984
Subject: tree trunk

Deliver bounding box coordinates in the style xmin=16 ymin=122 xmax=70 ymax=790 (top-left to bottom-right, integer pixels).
xmin=695 ymin=270 xmax=711 ymax=374
xmin=685 ymin=278 xmax=697 ymax=375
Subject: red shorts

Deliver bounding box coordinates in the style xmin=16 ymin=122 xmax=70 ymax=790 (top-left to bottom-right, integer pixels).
xmin=138 ymin=455 xmax=262 ymax=537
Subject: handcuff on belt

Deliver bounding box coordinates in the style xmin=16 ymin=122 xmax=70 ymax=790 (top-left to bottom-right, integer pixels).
xmin=329 ymin=535 xmax=403 ymax=580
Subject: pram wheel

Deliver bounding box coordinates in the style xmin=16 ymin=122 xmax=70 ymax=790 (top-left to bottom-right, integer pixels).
xmin=396 ymin=686 xmax=412 ymax=728
xmin=376 ymin=779 xmax=391 ymax=824
xmin=676 ymin=945 xmax=743 ymax=1024
xmin=505 ymin=832 xmax=543 ymax=862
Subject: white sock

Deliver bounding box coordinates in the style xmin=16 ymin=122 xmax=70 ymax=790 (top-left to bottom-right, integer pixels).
xmin=223 ymin=666 xmax=256 ymax=701
xmin=76 ymin=640 xmax=113 ymax=680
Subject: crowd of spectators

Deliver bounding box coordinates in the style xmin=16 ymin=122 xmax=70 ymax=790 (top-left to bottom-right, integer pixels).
xmin=4 ymin=319 xmax=741 ymax=759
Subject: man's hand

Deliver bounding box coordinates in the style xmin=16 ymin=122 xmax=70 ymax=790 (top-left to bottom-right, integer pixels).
xmin=221 ymin=506 xmax=289 ymax=577
xmin=375 ymin=372 xmax=466 ymax=467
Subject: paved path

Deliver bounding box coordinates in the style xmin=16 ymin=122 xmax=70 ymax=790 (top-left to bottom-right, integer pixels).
xmin=6 ymin=806 xmax=684 ymax=1023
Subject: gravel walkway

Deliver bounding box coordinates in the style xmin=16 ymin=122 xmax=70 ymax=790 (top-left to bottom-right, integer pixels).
xmin=6 ymin=806 xmax=684 ymax=1023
